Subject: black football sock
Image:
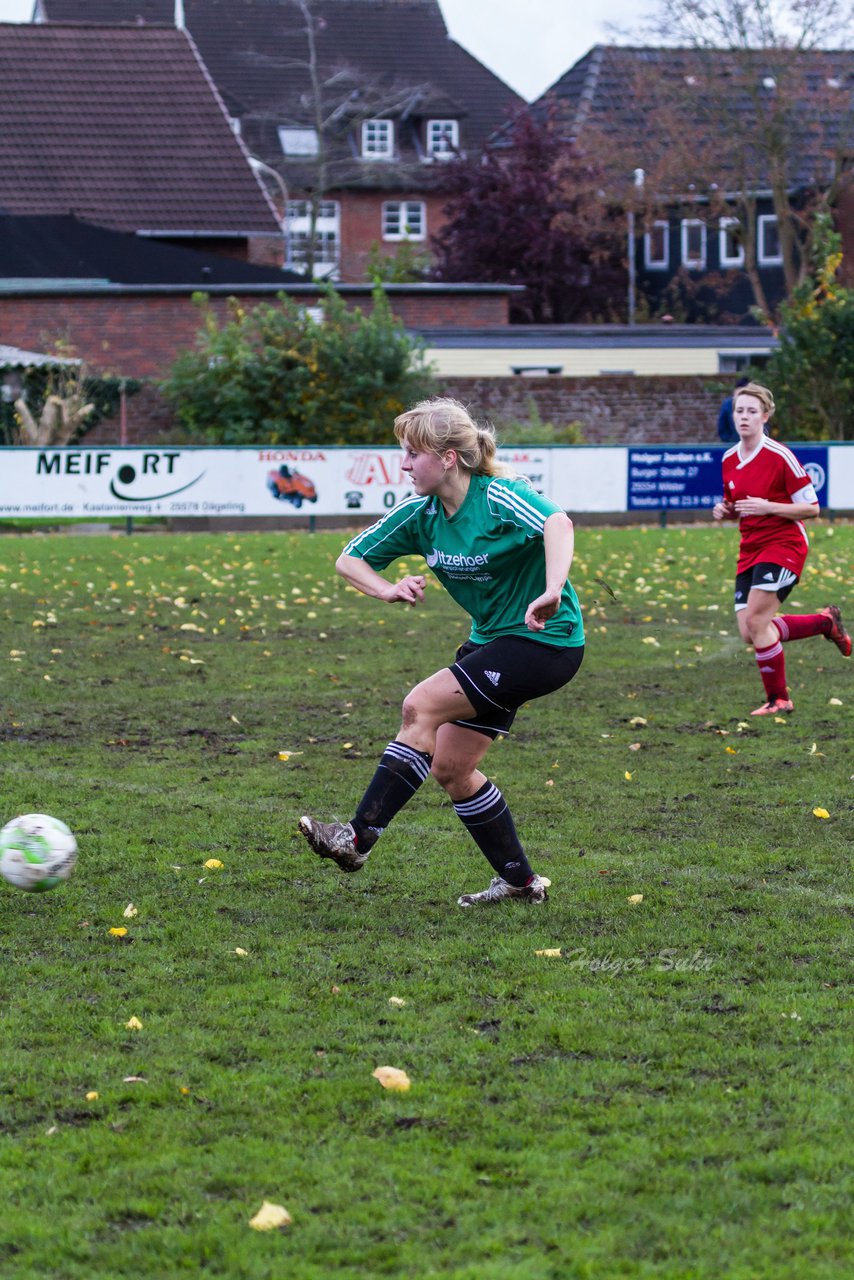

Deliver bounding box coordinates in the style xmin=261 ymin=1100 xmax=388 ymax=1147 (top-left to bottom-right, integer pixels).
xmin=453 ymin=780 xmax=533 ymax=886
xmin=351 ymin=740 xmax=432 ymax=851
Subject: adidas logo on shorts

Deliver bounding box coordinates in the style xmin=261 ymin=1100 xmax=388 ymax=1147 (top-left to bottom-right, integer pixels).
xmin=484 ymin=670 xmax=501 ymax=686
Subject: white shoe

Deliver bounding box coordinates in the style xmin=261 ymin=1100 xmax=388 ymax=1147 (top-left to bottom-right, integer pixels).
xmin=458 ymin=874 xmax=548 ymax=907
xmin=298 ymin=816 xmax=368 ymax=873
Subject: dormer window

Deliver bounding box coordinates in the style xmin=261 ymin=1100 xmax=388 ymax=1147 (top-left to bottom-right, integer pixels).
xmin=426 ymin=119 xmax=459 ymax=159
xmin=278 ymin=126 xmax=319 ymax=157
xmin=362 ymin=118 xmax=394 ymax=159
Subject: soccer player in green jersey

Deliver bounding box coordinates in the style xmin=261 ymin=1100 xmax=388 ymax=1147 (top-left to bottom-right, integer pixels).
xmin=299 ymin=397 xmax=585 ymax=906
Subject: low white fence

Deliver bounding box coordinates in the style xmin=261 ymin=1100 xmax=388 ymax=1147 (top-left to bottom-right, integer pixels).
xmin=0 ymin=443 xmax=850 ymax=519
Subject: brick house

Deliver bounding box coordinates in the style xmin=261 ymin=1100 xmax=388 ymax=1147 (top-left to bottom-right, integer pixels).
xmin=535 ymin=45 xmax=854 ymax=323
xmin=0 ymin=20 xmax=283 ymax=265
xmin=35 ymin=0 xmax=524 ymax=282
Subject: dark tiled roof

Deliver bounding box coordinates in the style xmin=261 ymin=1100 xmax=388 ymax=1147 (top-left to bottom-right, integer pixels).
xmin=538 ymin=44 xmax=854 ymax=192
xmin=0 ymin=22 xmax=279 ymax=234
xmin=0 ymin=215 xmax=301 ymax=285
xmin=39 ymin=1 xmax=524 ymax=188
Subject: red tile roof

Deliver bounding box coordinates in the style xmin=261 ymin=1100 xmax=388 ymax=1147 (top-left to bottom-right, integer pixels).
xmin=38 ymin=2 xmax=524 ymax=188
xmin=0 ymin=22 xmax=279 ymax=235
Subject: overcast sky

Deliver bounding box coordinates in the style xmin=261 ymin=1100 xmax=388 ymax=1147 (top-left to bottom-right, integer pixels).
xmin=0 ymin=0 xmax=645 ymax=101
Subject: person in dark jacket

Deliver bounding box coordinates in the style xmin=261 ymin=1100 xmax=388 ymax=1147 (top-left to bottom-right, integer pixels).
xmin=717 ymin=377 xmax=750 ymax=443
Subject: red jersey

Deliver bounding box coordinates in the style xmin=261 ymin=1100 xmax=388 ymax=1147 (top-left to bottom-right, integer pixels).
xmin=721 ymin=437 xmax=818 ymax=575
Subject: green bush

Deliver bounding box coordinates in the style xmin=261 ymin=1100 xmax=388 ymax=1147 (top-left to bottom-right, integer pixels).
xmin=160 ymin=285 xmax=436 ymax=445
xmin=767 ymin=213 xmax=854 ymax=440
xmin=494 ymin=398 xmax=586 ymax=445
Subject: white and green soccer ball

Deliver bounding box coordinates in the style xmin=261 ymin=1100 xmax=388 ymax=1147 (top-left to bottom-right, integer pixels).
xmin=0 ymin=813 xmax=78 ymax=893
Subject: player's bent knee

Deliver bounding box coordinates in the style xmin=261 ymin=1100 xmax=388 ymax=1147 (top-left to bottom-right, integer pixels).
xmin=401 ymin=690 xmax=435 ymax=731
xmin=430 ymin=757 xmax=455 ymax=790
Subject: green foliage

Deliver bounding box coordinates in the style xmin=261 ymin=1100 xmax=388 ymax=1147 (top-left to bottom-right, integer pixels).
xmin=160 ymin=286 xmax=436 ymax=445
xmin=365 ymin=240 xmax=431 ymax=283
xmin=494 ymin=398 xmax=586 ymax=445
xmin=0 ymin=364 xmax=141 ymax=447
xmin=0 ymin=523 xmax=851 ymax=1277
xmin=767 ymin=213 xmax=854 ymax=440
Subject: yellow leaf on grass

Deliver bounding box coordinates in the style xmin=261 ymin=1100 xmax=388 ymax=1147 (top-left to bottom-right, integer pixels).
xmin=249 ymin=1201 xmax=292 ymax=1231
xmin=86 ymin=1091 xmax=99 ymax=1101
xmin=813 ymin=808 xmax=830 ymax=820
xmin=203 ymin=859 xmax=224 ymax=870
xmin=629 ymin=716 xmax=647 ymax=727
xmin=641 ymin=637 xmax=660 ymax=647
xmin=388 ymin=996 xmax=407 ymax=1007
xmin=725 ymin=746 xmax=737 ymax=755
xmin=628 ymin=894 xmax=644 ymax=904
xmin=278 ymin=750 xmax=304 ymax=761
xmin=234 ymin=947 xmax=248 ymax=957
xmin=372 ymin=1066 xmax=411 ymax=1092
xmin=108 ymin=927 xmax=128 ymax=938
xmin=534 ymin=948 xmax=562 ymax=957
xmin=123 ymin=903 xmax=138 ymax=919
xmin=829 ymin=698 xmax=843 ymax=706
xmin=624 ymin=771 xmax=633 ymax=781
xmin=125 ymin=1016 xmax=143 ymax=1031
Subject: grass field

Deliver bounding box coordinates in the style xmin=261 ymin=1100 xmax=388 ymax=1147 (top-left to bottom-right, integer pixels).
xmin=0 ymin=521 xmax=851 ymax=1279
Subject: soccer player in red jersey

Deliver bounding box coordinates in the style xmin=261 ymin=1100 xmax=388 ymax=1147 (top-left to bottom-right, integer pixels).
xmin=713 ymin=382 xmax=850 ymax=716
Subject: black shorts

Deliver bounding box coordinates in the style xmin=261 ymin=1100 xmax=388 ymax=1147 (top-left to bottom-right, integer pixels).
xmin=450 ymin=636 xmax=584 ymax=739
xmin=734 ymin=563 xmax=799 ymax=611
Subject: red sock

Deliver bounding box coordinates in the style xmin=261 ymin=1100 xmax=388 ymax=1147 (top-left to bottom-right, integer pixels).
xmin=774 ymin=614 xmax=830 ymax=642
xmin=755 ymin=639 xmax=788 ymax=701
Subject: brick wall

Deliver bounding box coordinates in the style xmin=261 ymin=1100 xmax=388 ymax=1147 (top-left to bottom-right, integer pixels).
xmin=337 ymin=190 xmax=450 ymax=281
xmin=443 ymin=376 xmax=729 ymax=444
xmin=82 ymin=374 xmax=729 ymax=446
xmin=0 ymin=288 xmax=508 ymax=380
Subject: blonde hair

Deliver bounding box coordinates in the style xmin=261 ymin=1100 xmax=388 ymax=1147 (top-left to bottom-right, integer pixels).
xmin=735 ymin=382 xmax=775 ymax=419
xmin=393 ymin=397 xmax=510 ymax=477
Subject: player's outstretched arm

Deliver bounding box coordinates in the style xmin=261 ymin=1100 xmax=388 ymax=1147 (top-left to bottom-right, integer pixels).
xmin=335 ymin=552 xmax=426 ymax=607
xmin=525 ymin=512 xmax=573 ymax=632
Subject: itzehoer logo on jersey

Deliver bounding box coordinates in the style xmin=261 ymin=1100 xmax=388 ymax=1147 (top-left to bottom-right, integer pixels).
xmin=425 ymin=548 xmax=490 ymax=570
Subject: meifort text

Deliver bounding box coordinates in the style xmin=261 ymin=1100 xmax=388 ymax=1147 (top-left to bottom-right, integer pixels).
xmin=36 ymin=452 xmax=181 ymax=475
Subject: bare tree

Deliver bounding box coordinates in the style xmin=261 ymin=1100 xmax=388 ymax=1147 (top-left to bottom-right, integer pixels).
xmin=243 ymin=0 xmax=436 ymax=278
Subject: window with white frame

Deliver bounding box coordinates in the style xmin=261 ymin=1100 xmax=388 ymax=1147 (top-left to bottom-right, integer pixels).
xmin=719 ymin=217 xmax=744 ymax=268
xmin=426 ymin=119 xmax=459 ymax=159
xmin=278 ymin=126 xmax=319 ymax=156
xmin=361 ymin=118 xmax=394 ymax=159
xmin=644 ymin=220 xmax=669 ymax=269
xmin=681 ymin=218 xmax=707 ymax=269
xmin=285 ymin=199 xmax=340 ymax=278
xmin=757 ymin=214 xmax=783 ymax=265
xmin=382 ymin=200 xmax=426 ymax=240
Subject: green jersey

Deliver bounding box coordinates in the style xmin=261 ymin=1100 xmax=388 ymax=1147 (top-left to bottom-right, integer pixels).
xmin=343 ymin=474 xmax=584 ymax=648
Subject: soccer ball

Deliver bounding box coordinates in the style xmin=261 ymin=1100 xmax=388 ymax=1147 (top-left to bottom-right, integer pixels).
xmin=0 ymin=813 xmax=78 ymax=893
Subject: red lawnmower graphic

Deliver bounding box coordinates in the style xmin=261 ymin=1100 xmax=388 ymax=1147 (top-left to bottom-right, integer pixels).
xmin=266 ymin=465 xmax=318 ymax=508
